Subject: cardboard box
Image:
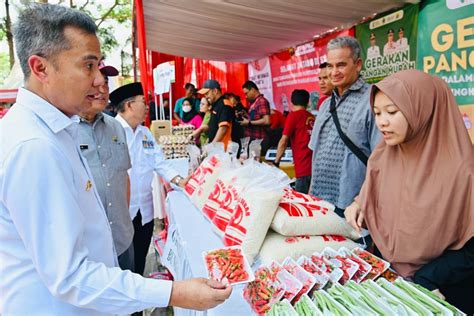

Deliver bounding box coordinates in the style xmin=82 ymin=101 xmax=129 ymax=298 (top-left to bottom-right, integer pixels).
xmin=151 ymin=120 xmax=171 ymax=141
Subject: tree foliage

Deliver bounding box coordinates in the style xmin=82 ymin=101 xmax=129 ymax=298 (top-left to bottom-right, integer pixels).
xmin=1 ymin=0 xmax=132 ymax=73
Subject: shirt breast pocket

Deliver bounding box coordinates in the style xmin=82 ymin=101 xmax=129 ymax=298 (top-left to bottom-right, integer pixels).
xmin=113 ymin=143 xmax=131 ymax=171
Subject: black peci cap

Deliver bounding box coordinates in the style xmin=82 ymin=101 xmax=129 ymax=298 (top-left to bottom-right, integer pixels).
xmin=109 ymin=82 xmax=144 ymax=106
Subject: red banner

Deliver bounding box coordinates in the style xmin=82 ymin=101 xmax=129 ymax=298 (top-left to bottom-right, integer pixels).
xmin=270 ymin=29 xmax=354 ymax=112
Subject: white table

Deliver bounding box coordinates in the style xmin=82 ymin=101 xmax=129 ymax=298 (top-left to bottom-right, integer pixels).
xmin=162 ymin=190 xmax=254 ymax=316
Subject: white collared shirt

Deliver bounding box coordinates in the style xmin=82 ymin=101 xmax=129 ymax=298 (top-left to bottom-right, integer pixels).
xmin=0 ymin=88 xmax=172 ymax=315
xmin=367 ymin=45 xmax=381 ymax=59
xmin=115 ymin=114 xmax=179 ymax=225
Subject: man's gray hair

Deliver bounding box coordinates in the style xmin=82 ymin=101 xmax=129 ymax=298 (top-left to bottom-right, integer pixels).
xmin=116 ymin=96 xmax=136 ymax=113
xmin=327 ymin=36 xmax=362 ymax=61
xmin=13 ymin=3 xmax=97 ymax=79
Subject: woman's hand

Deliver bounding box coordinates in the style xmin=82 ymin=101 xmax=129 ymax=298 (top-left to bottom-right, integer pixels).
xmin=432 ymin=289 xmax=446 ymax=300
xmin=345 ymin=201 xmax=364 ymax=233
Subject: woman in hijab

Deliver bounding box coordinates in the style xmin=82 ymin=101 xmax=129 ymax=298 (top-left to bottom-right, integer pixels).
xmin=345 ymin=69 xmax=473 ymax=312
xmin=181 ymin=97 xmax=203 ymax=130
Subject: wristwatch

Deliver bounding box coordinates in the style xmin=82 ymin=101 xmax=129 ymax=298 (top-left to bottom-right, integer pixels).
xmin=172 ymin=175 xmax=183 ymax=185
xmin=248 ymin=120 xmax=252 ymax=126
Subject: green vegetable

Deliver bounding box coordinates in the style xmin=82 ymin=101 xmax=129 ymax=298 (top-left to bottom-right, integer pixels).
xmin=412 ymin=283 xmax=463 ymax=316
xmin=266 ymin=300 xmax=297 ymax=316
xmin=361 ymin=280 xmax=414 ymax=316
xmin=376 ymin=278 xmax=431 ymax=315
xmin=394 ymin=279 xmax=446 ymax=315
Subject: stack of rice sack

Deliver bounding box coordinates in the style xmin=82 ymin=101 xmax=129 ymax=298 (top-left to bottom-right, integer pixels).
xmin=258 ymin=188 xmax=362 ymax=264
xmin=185 ymin=156 xmax=290 ymax=264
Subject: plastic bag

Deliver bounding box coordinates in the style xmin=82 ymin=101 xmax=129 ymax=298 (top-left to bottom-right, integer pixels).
xmin=249 ymin=138 xmax=263 ymax=160
xmin=186 ymin=144 xmax=201 ymax=173
xmin=222 ymin=160 xmax=291 ymax=262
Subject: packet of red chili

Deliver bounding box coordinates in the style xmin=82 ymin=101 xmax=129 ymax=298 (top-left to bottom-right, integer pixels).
xmin=352 ymin=247 xmax=390 ymax=281
xmin=281 ymin=257 xmax=317 ymax=303
xmin=338 ymin=247 xmax=372 ymax=283
xmin=270 ymin=261 xmax=303 ymax=302
xmin=243 ymin=266 xmax=285 ymax=315
xmin=296 ymin=256 xmax=330 ymax=291
xmin=321 ymin=247 xmax=359 ymax=285
xmin=380 ymin=268 xmax=400 ymax=282
xmin=310 ymin=252 xmax=343 ymax=284
xmin=203 ymin=246 xmax=254 ymax=285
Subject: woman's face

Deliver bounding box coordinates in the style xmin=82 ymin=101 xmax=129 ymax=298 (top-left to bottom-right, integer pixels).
xmin=373 ymin=91 xmax=409 ymax=146
xmin=182 ymin=100 xmax=192 ymax=113
xmin=200 ymin=98 xmax=210 ymax=113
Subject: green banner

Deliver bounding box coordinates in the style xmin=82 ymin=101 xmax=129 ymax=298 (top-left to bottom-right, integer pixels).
xmin=356 ymin=4 xmax=419 ymax=84
xmin=417 ymin=0 xmax=474 ymax=107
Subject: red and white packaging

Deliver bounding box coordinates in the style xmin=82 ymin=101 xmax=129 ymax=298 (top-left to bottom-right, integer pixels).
xmin=271 ymin=190 xmax=361 ymax=240
xmin=184 ymin=154 xmax=233 ymax=210
xmin=258 ymin=231 xmax=360 ymax=265
xmin=338 ymin=247 xmax=372 ymax=283
xmin=310 ymin=252 xmax=344 ymax=284
xmin=201 ymin=164 xmax=251 ymax=233
xmin=321 ymin=247 xmax=359 ymax=285
xmin=296 ymin=256 xmax=330 ymax=291
xmin=270 ymin=261 xmax=303 ymax=303
xmin=222 ymin=161 xmax=289 ymax=263
xmin=281 ymin=257 xmax=316 ymax=303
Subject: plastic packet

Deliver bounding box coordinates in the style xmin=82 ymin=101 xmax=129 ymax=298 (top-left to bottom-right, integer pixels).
xmin=379 ymin=268 xmax=400 ymax=282
xmin=361 ymin=280 xmax=418 ymax=316
xmin=249 ymin=138 xmax=263 ymax=160
xmin=327 ymin=283 xmax=378 ymax=316
xmin=376 ymin=278 xmax=433 ymax=316
xmin=293 ymin=294 xmax=323 ymax=316
xmin=312 ymin=290 xmax=351 ymax=316
xmin=296 ymin=256 xmax=330 ymax=291
xmin=186 ymin=144 xmax=201 ymax=173
xmin=265 ymin=299 xmax=298 ymax=316
xmin=270 ymin=261 xmax=303 ymax=302
xmin=394 ymin=278 xmax=456 ymax=316
xmin=321 ymin=247 xmax=359 ymax=284
xmin=226 ymin=141 xmax=240 ymax=159
xmin=244 ymin=266 xmax=285 ymax=315
xmin=239 ymin=137 xmax=250 ymax=160
xmin=344 ymin=280 xmax=398 ymax=315
xmin=203 ymin=246 xmax=254 ymax=286
xmin=282 ymin=257 xmax=317 ymax=302
xmin=352 ymin=247 xmax=390 ymax=281
xmin=202 ymin=142 xmax=225 ymax=157
xmin=310 ymin=252 xmax=344 ymax=283
xmin=338 ymin=247 xmax=372 ymax=283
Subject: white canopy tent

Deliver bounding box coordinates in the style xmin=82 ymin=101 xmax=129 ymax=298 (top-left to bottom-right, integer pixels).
xmin=142 ymin=0 xmax=419 ymax=62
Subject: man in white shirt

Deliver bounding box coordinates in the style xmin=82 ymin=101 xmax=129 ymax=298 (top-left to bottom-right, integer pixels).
xmin=383 ymin=28 xmax=399 ymax=56
xmin=396 ymin=27 xmax=409 ymax=51
xmin=0 ymin=4 xmax=230 ymax=315
xmin=367 ymin=32 xmax=381 ymax=59
xmin=111 ymin=82 xmax=187 ymax=277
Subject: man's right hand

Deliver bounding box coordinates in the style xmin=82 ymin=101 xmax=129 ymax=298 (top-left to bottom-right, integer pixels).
xmin=169 ymin=278 xmax=232 ymax=311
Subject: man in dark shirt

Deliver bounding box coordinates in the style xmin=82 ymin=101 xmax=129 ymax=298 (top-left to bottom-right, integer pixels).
xmin=197 ymin=80 xmax=235 ymax=149
xmin=240 ymin=80 xmax=271 ymax=141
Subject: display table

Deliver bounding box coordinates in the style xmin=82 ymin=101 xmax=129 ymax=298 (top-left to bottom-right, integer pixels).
xmin=162 ymin=190 xmax=253 ymax=316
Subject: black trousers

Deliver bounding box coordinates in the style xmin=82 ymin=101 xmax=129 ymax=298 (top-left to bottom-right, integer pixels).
xmin=132 ymin=210 xmax=154 ymax=276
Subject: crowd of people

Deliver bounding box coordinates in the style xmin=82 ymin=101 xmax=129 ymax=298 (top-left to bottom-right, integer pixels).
xmin=0 ymin=3 xmax=472 ymax=316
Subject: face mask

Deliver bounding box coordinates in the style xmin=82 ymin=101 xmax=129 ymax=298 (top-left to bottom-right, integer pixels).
xmin=182 ymin=105 xmax=192 ymax=113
